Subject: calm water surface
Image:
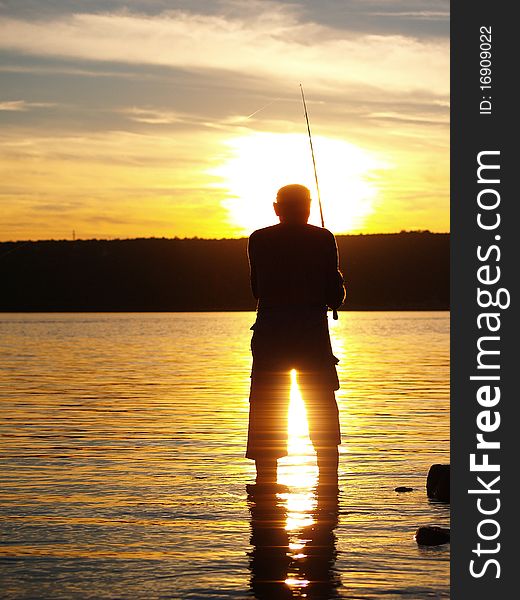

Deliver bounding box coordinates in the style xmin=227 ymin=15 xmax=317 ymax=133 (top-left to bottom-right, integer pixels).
xmin=0 ymin=312 xmax=449 ymax=599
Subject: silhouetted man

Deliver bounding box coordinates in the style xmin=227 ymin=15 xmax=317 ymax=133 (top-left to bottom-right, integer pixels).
xmin=246 ymin=184 xmax=345 ymax=486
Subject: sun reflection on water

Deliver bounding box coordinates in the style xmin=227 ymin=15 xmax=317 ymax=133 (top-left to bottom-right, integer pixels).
xmin=1 ymin=313 xmax=450 ymax=599
xmin=277 ymin=370 xmax=320 ymax=592
xmin=278 ymin=369 xmax=319 ymax=491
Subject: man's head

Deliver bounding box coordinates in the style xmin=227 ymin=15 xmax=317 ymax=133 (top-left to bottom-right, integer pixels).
xmin=273 ymin=184 xmax=311 ymax=224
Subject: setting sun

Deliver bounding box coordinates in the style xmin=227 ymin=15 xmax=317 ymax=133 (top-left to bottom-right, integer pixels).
xmin=212 ymin=132 xmax=388 ymax=235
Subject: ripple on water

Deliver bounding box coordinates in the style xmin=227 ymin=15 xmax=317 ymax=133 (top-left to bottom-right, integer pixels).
xmin=0 ymin=312 xmax=449 ymax=599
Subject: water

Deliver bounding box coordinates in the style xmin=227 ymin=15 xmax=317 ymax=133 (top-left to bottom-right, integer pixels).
xmin=0 ymin=312 xmax=450 ymax=599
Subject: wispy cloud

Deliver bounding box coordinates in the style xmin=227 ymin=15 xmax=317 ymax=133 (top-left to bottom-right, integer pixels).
xmin=122 ymin=107 xmax=186 ymax=125
xmin=0 ymin=63 xmax=156 ymax=79
xmin=368 ymin=111 xmax=449 ymax=125
xmin=372 ymin=11 xmax=449 ymax=19
xmin=0 ymin=100 xmax=27 ymax=111
xmin=0 ymin=99 xmax=56 ymax=111
xmin=0 ymin=8 xmax=449 ymax=96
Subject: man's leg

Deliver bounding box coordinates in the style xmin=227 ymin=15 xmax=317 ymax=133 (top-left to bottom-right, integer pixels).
xmin=316 ymin=446 xmax=339 ymax=485
xmin=255 ymin=458 xmax=278 ymax=485
xmin=246 ymin=370 xmax=290 ymax=484
xmin=299 ymin=371 xmax=341 ymax=485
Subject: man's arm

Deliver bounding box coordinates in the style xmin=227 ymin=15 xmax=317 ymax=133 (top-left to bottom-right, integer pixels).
xmin=247 ymin=233 xmax=259 ymax=299
xmin=324 ymin=231 xmax=346 ymax=310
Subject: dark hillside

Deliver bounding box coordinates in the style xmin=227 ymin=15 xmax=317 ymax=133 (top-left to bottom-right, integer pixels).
xmin=0 ymin=232 xmax=449 ymax=311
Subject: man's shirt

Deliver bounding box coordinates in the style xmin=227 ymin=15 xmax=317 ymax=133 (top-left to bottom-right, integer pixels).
xmin=248 ymin=223 xmax=345 ymax=312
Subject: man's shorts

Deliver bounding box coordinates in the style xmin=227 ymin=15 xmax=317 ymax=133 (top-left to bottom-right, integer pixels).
xmin=246 ymin=311 xmax=341 ymax=460
xmin=246 ymin=368 xmax=341 ymax=460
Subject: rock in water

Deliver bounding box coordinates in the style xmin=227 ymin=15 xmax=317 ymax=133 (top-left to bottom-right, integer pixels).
xmin=415 ymin=526 xmax=450 ymax=546
xmin=426 ymin=464 xmax=450 ymax=502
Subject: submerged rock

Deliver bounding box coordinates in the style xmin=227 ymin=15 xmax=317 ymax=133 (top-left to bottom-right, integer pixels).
xmin=426 ymin=464 xmax=450 ymax=502
xmin=395 ymin=486 xmax=414 ymax=493
xmin=415 ymin=525 xmax=450 ymax=546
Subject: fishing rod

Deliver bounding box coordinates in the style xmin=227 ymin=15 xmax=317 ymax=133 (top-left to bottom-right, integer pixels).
xmin=299 ymin=83 xmax=325 ymax=229
xmin=300 ymin=84 xmax=340 ymax=320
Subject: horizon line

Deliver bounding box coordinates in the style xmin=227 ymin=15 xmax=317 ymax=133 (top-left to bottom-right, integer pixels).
xmin=0 ymin=230 xmax=450 ymax=244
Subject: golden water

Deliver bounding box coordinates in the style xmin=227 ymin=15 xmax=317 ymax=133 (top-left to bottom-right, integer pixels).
xmin=0 ymin=312 xmax=449 ymax=599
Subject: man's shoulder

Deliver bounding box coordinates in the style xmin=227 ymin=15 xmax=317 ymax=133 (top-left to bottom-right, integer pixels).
xmin=249 ymin=224 xmax=280 ymax=243
xmin=305 ymin=224 xmax=335 ymax=238
xmin=250 ymin=224 xmax=333 ymax=237
xmin=250 ymin=224 xmax=280 ymax=235
xmin=249 ymin=224 xmax=335 ymax=253
xmin=298 ymin=224 xmax=336 ymax=246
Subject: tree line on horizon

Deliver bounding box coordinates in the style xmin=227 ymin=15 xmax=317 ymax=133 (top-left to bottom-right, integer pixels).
xmin=0 ymin=232 xmax=449 ymax=311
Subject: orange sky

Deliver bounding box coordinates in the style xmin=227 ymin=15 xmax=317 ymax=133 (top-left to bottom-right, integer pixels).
xmin=0 ymin=1 xmax=449 ymax=241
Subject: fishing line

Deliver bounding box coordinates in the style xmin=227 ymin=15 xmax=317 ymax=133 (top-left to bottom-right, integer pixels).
xmin=299 ymin=83 xmax=325 ymax=229
xmin=300 ymin=84 xmax=340 ymax=320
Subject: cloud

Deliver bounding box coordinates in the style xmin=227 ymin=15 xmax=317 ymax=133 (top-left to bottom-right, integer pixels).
xmin=371 ymin=11 xmax=449 ymax=19
xmin=0 ymin=100 xmax=27 ymax=111
xmin=121 ymin=107 xmax=186 ymax=124
xmin=368 ymin=111 xmax=449 ymax=125
xmin=0 ymin=63 xmax=154 ymax=79
xmin=0 ymin=99 xmax=55 ymax=111
xmin=0 ymin=8 xmax=449 ymax=97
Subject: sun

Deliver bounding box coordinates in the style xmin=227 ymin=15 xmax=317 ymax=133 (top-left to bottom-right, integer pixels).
xmin=212 ymin=132 xmax=388 ymax=234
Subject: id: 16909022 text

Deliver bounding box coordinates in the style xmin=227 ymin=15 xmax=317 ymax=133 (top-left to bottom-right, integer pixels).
xmin=480 ymin=26 xmax=492 ymax=115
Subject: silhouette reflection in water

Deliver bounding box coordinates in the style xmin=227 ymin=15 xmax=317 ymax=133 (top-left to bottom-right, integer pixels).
xmin=247 ymin=483 xmax=341 ymax=599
